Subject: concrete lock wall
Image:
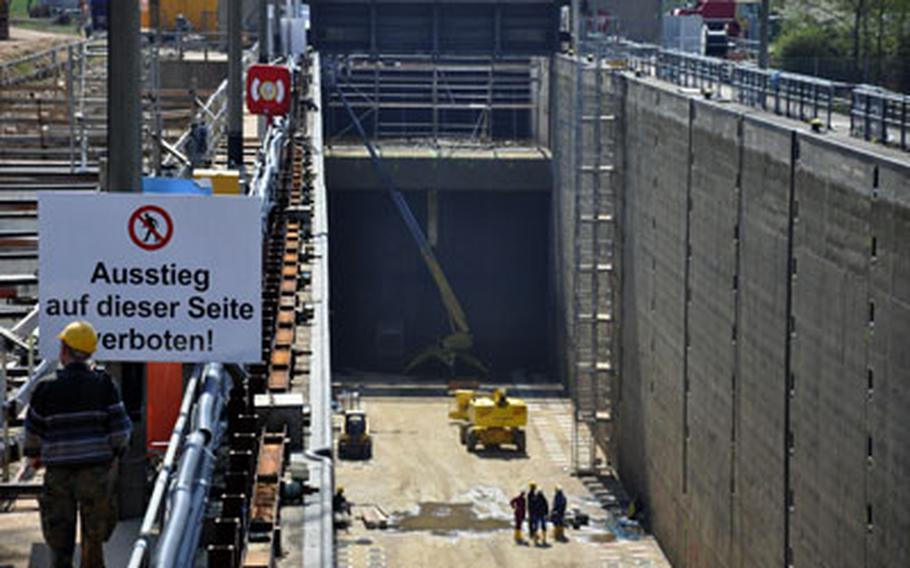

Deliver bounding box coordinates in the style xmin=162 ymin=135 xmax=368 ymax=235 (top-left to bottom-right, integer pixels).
xmin=550 ymin=58 xmax=910 ymax=568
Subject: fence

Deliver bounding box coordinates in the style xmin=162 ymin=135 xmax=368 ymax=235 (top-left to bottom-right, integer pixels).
xmin=851 ymin=86 xmax=910 ymax=151
xmin=606 ymin=39 xmax=908 ymax=151
xmin=0 ymin=39 xmax=87 ymax=87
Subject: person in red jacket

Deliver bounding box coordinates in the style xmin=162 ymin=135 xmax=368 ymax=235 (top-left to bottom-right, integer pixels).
xmin=509 ymin=489 xmax=527 ymax=544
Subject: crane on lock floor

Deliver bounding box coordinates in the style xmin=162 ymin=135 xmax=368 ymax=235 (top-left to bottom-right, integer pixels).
xmin=330 ymin=77 xmax=488 ymax=377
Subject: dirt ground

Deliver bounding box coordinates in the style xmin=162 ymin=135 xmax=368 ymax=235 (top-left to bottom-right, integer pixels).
xmin=334 ymin=395 xmax=672 ymax=568
xmin=0 ymin=27 xmax=74 ymax=62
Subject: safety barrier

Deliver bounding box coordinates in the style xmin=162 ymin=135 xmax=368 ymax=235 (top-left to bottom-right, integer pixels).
xmin=160 ymin=45 xmax=258 ymax=176
xmin=124 ymin=363 xmax=238 ymax=568
xmin=301 ymin=52 xmax=335 ymax=568
xmin=851 ymin=85 xmax=910 ymax=151
xmin=732 ymin=66 xmax=835 ymax=128
xmin=0 ymin=39 xmax=87 ymax=87
xmin=248 ymin=116 xmax=289 ymax=230
xmin=602 ymin=38 xmax=908 ymax=150
xmin=657 ymin=49 xmax=732 ymax=92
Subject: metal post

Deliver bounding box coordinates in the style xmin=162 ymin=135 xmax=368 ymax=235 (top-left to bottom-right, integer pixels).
xmin=151 ymin=0 xmax=162 ymax=175
xmin=107 ymin=0 xmax=147 ymax=520
xmin=758 ymin=0 xmax=770 ymax=69
xmin=228 ymin=0 xmax=244 ymax=168
xmin=901 ymin=100 xmax=907 ymax=150
xmin=259 ymin=0 xmax=269 ymax=63
xmin=571 ymin=0 xmax=581 ymax=50
xmin=66 ymin=45 xmax=75 ymax=173
xmin=880 ymin=97 xmax=888 ymax=145
xmin=266 ymin=1 xmax=275 ymax=59
xmin=78 ymin=41 xmax=88 ymax=172
xmin=1 ymin=346 xmax=7 ymax=482
xmin=107 ymin=0 xmax=142 ymax=191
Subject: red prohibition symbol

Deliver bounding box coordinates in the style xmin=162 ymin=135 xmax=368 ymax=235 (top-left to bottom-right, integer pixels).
xmin=128 ymin=205 xmax=173 ymax=251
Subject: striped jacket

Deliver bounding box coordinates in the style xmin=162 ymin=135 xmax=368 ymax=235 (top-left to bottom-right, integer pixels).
xmin=24 ymin=363 xmax=132 ymax=467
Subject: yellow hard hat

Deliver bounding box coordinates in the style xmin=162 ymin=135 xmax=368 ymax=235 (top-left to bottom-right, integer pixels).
xmin=529 ymin=482 xmax=537 ymax=490
xmin=337 ymin=485 xmax=344 ymax=494
xmin=58 ymin=321 xmax=98 ymax=354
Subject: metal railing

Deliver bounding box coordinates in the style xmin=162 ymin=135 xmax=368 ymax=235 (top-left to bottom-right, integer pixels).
xmin=732 ymin=66 xmax=836 ymax=128
xmin=657 ymin=48 xmax=732 ymax=92
xmin=301 ymin=52 xmax=334 ymax=568
xmin=249 ymin=116 xmax=288 ymax=229
xmin=851 ymin=86 xmax=910 ymax=151
xmin=158 ymin=79 xmax=229 ymax=174
xmin=126 ymin=85 xmax=292 ymax=567
xmin=0 ymin=39 xmax=87 ymax=87
xmin=125 ymin=363 xmax=235 ymax=568
xmin=607 ymin=38 xmax=909 ymax=149
xmin=158 ymin=45 xmax=259 ymax=176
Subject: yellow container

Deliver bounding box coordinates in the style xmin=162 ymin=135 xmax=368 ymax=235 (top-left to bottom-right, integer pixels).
xmin=193 ymin=169 xmax=241 ymax=195
xmin=141 ymin=0 xmax=219 ymax=33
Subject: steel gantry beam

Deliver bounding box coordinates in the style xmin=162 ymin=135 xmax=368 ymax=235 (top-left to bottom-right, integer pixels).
xmin=309 ymin=0 xmax=564 ymax=56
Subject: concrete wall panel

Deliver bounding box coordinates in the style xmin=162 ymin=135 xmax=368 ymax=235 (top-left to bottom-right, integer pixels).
xmin=619 ymin=79 xmax=691 ymax=567
xmin=684 ymin=101 xmax=741 ymax=568
xmin=735 ymin=118 xmax=790 ymax=568
xmin=790 ymin=137 xmax=871 ymax=568
xmin=867 ymin=161 xmax=910 ymax=566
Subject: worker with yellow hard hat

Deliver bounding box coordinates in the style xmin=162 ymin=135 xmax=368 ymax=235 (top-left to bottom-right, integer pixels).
xmin=526 ymin=481 xmax=541 ymax=544
xmin=528 ymin=482 xmax=549 ymax=546
xmin=552 ymin=485 xmax=568 ymax=542
xmin=333 ymin=485 xmax=351 ymax=515
xmin=24 ymin=320 xmax=132 ymax=568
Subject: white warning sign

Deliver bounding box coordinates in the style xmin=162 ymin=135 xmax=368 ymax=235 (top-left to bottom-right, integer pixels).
xmin=38 ymin=192 xmax=262 ymax=363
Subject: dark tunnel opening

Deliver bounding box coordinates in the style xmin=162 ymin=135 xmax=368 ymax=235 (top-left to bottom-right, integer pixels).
xmin=329 ymin=189 xmax=552 ymax=379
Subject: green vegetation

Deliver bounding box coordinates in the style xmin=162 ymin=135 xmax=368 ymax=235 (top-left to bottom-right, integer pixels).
xmin=772 ymin=0 xmax=910 ymax=91
xmin=7 ymin=0 xmax=83 ymax=35
xmin=10 ymin=0 xmax=30 ymax=19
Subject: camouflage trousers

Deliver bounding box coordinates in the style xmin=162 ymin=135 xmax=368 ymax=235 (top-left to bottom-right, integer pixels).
xmin=40 ymin=462 xmax=117 ymax=568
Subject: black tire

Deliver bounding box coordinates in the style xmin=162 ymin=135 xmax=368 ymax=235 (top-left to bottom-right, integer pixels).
xmin=338 ymin=442 xmax=348 ymax=459
xmin=459 ymin=425 xmax=467 ymax=445
xmin=515 ymin=429 xmax=527 ymax=454
xmin=363 ymin=441 xmax=373 ymax=460
xmin=467 ymin=430 xmax=479 ymax=452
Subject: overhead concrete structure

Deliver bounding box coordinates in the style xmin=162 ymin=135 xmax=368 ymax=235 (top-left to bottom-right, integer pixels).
xmin=325 ymin=145 xmax=551 ymax=192
xmin=309 ymin=0 xmax=564 ymax=55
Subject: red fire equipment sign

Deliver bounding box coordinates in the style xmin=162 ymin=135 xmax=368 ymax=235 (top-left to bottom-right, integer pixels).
xmin=246 ymin=64 xmax=292 ymax=117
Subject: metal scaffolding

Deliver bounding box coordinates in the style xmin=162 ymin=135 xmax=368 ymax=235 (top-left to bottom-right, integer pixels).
xmin=323 ymin=54 xmax=538 ymax=143
xmin=568 ymin=39 xmax=621 ymax=475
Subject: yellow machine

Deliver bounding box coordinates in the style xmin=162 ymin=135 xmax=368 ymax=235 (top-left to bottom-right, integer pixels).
xmin=337 ymin=410 xmax=372 ymax=460
xmin=448 ymin=389 xmax=476 ymax=421
xmin=452 ymin=389 xmax=527 ymax=453
xmin=141 ymin=0 xmax=219 ymax=32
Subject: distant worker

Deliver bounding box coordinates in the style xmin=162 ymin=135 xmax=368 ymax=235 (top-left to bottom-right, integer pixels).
xmin=529 ymin=484 xmax=549 ymax=546
xmin=627 ymin=496 xmax=646 ymax=524
xmin=24 ymin=321 xmax=132 ymax=568
xmin=333 ymin=485 xmax=351 ymax=515
xmin=551 ymin=486 xmax=568 ymax=542
xmin=333 ymin=485 xmax=352 ymax=530
xmin=526 ymin=482 xmax=538 ymax=542
xmin=509 ymin=489 xmax=526 ymax=544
